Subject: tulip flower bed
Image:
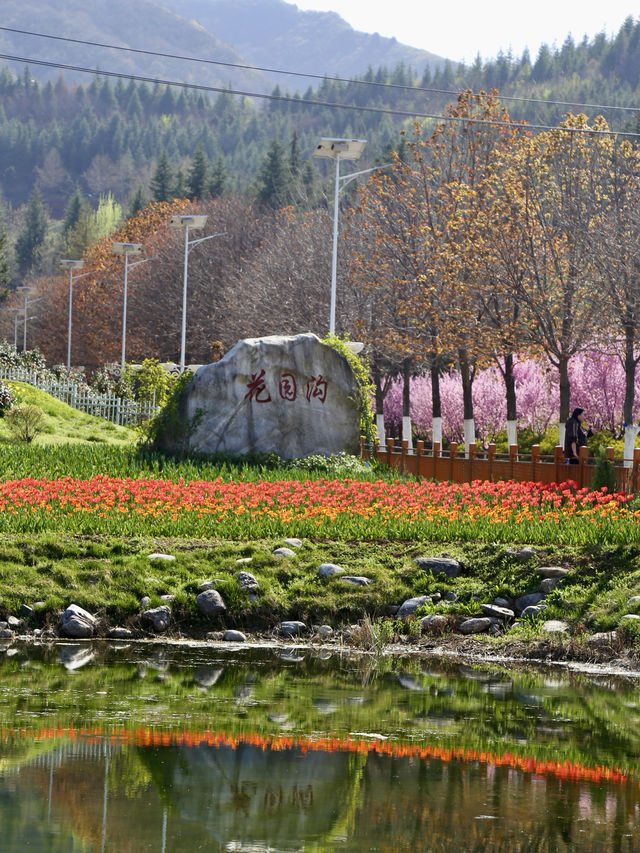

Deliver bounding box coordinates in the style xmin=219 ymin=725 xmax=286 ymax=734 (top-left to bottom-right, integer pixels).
xmin=0 ymin=474 xmax=638 ymax=545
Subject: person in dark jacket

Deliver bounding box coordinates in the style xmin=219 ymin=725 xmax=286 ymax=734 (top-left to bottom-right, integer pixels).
xmin=564 ymin=407 xmax=593 ymax=464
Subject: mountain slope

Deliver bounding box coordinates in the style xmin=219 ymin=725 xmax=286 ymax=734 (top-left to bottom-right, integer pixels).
xmin=161 ymin=0 xmax=443 ymax=83
xmin=0 ymin=0 xmax=267 ymax=90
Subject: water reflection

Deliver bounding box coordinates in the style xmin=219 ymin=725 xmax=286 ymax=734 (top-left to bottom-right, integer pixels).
xmin=0 ymin=643 xmax=638 ymax=851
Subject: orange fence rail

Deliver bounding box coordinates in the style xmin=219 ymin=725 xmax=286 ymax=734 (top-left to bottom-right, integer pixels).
xmin=361 ymin=438 xmax=640 ymax=494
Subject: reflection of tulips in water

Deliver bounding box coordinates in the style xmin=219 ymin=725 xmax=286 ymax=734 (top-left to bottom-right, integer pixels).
xmin=1 ymin=725 xmax=633 ymax=788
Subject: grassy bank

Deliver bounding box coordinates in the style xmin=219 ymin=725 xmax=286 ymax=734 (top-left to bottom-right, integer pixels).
xmin=3 ymin=533 xmax=640 ymax=649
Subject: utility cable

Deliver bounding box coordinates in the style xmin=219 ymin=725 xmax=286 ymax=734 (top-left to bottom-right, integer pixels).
xmin=1 ymin=24 xmax=639 ymax=116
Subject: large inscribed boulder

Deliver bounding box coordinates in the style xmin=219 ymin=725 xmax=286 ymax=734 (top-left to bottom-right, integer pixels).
xmin=175 ymin=334 xmax=361 ymax=459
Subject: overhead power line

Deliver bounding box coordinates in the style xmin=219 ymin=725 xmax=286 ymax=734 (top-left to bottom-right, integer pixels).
xmin=1 ymin=25 xmax=640 ymax=116
xmin=0 ymin=51 xmax=638 ymax=139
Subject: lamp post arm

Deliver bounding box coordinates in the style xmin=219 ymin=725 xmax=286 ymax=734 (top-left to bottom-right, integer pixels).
xmin=338 ymin=163 xmax=393 ymax=194
xmin=128 ymin=256 xmax=156 ymax=270
xmin=186 ymin=231 xmax=226 ymax=254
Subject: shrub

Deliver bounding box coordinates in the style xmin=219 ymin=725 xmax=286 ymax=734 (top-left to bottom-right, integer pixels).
xmin=591 ymin=448 xmax=617 ymax=493
xmin=6 ymin=404 xmax=45 ymax=443
xmin=0 ymin=381 xmax=14 ymax=416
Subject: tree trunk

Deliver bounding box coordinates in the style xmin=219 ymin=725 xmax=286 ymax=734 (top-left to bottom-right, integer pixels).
xmin=402 ymin=357 xmax=413 ymax=449
xmin=623 ymin=323 xmax=638 ymax=467
xmin=430 ymin=356 xmax=442 ymax=448
xmin=558 ymin=354 xmax=571 ymax=449
xmin=459 ymin=348 xmax=475 ymax=456
xmin=502 ymin=351 xmax=518 ymax=449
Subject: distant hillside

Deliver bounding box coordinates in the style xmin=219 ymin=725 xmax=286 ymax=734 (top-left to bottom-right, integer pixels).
xmin=0 ymin=0 xmax=266 ymax=91
xmin=161 ymin=0 xmax=444 ymax=83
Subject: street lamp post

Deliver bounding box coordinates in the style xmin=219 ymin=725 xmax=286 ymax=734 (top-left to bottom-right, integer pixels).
xmin=112 ymin=243 xmax=151 ymax=368
xmin=5 ymin=308 xmax=21 ymax=348
xmin=60 ymin=260 xmax=93 ymax=369
xmin=168 ymin=215 xmax=225 ymax=373
xmin=16 ymin=286 xmax=37 ymax=351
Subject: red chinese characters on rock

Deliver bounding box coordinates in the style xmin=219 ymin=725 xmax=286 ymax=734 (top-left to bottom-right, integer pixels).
xmin=305 ymin=374 xmax=328 ymax=404
xmin=244 ymin=370 xmax=328 ymax=404
xmin=244 ymin=369 xmax=272 ymax=403
xmin=278 ymin=373 xmax=297 ymax=401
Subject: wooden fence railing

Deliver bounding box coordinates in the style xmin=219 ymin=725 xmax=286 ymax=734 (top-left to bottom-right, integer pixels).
xmin=0 ymin=366 xmax=159 ymax=427
xmin=361 ymin=438 xmax=640 ymax=493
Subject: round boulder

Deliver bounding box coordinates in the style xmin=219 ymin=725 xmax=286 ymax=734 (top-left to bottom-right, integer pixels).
xmin=196 ymin=589 xmax=227 ymax=616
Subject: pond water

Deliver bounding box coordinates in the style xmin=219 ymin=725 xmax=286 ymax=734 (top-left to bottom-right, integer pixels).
xmin=0 ymin=642 xmax=639 ymax=851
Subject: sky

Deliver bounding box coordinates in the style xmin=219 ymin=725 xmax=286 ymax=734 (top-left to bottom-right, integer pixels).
xmin=293 ymin=0 xmax=637 ymax=64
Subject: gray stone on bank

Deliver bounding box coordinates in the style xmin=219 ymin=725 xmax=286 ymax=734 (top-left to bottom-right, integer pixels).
xmin=585 ymin=631 xmax=619 ymax=646
xmin=236 ymin=557 xmax=253 ymax=564
xmin=284 ymin=538 xmax=303 ymax=549
xmin=459 ymin=617 xmax=492 ymax=635
xmin=60 ymin=604 xmax=97 ymax=639
xmin=521 ymin=604 xmax=547 ymax=618
xmin=19 ymin=604 xmax=34 ymax=618
xmin=627 ymin=595 xmax=640 ymax=605
xmin=0 ymin=628 xmax=14 ymax=639
xmin=515 ymin=592 xmax=545 ymax=613
xmin=536 ymin=566 xmax=569 ymax=579
xmin=139 ymin=596 xmax=151 ymax=608
xmin=621 ymin=614 xmax=640 ymax=622
xmin=142 ymin=606 xmax=171 ymax=633
xmin=542 ymin=620 xmax=569 ymax=633
xmin=540 ymin=578 xmax=561 ymax=594
xmin=148 ymin=553 xmax=176 ymax=562
xmin=273 ymin=547 xmax=296 ymax=558
xmin=159 ymin=594 xmax=175 ymax=603
xmin=313 ymin=625 xmax=334 ymax=638
xmin=196 ymin=589 xmax=227 ymax=616
xmin=7 ymin=616 xmax=23 ymax=630
xmin=493 ymin=597 xmax=511 ymax=609
xmin=421 ymin=614 xmax=448 ymax=633
xmin=481 ymin=604 xmax=515 ymax=620
xmin=414 ymin=557 xmax=461 ymax=578
xmin=279 ymin=621 xmax=307 ymax=636
xmin=237 ymin=571 xmax=259 ymax=592
xmin=341 ymin=576 xmax=372 ymax=586
xmin=444 ymin=591 xmax=458 ymax=602
xmin=515 ymin=547 xmax=537 ymax=562
xmin=223 ymin=630 xmax=247 ymax=643
xmin=318 ymin=563 xmax=344 ymax=578
xmin=397 ymin=596 xmax=431 ymax=619
xmin=109 ymin=627 xmax=134 ymax=639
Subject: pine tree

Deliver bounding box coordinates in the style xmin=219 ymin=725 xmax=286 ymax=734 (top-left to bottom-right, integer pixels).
xmin=62 ymin=186 xmax=84 ymax=239
xmin=0 ymin=225 xmax=10 ymax=290
xmin=150 ymin=152 xmax=174 ymax=202
xmin=15 ymin=188 xmax=47 ymax=274
xmin=209 ymin=156 xmax=229 ymax=198
xmin=187 ymin=147 xmax=209 ymax=199
xmin=127 ymin=186 xmax=148 ymax=219
xmin=255 ymin=139 xmax=291 ymax=209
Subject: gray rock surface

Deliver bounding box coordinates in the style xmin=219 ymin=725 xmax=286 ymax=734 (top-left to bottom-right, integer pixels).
xmin=159 ymin=594 xmax=175 ymax=603
xmin=196 ymin=589 xmax=227 ymax=616
xmin=19 ymin=604 xmax=34 ymax=618
xmin=444 ymin=592 xmax=458 ymax=602
xmin=60 ymin=604 xmax=97 ymax=639
xmin=516 ymin=547 xmax=537 ymax=562
xmin=318 ymin=563 xmax=344 ymax=577
xmin=279 ymin=620 xmax=307 ymax=636
xmin=627 ymin=595 xmax=640 ymax=605
xmin=236 ymin=557 xmax=253 ymax=564
xmin=397 ymin=596 xmax=431 ymax=619
xmin=284 ymin=538 xmax=303 ymax=548
xmin=621 ymin=613 xmax=640 ymax=622
xmin=314 ymin=624 xmax=334 ymax=638
xmin=142 ymin=606 xmax=171 ymax=632
xmin=421 ymin=614 xmax=448 ymax=632
xmin=273 ymin=547 xmax=296 ymax=558
xmin=542 ymin=620 xmax=569 ymax=633
xmin=493 ymin=597 xmax=511 ymax=609
xmin=459 ymin=617 xmax=492 ymax=635
xmin=7 ymin=616 xmax=23 ymax=630
xmin=341 ymin=576 xmax=372 ymax=586
xmin=536 ymin=566 xmax=569 ymax=578
xmin=0 ymin=628 xmax=14 ymax=639
xmin=148 ymin=553 xmax=176 ymax=562
xmin=414 ymin=557 xmax=461 ymax=578
xmin=199 ymin=580 xmax=216 ymax=591
xmin=584 ymin=631 xmax=619 ymax=646
xmin=540 ymin=578 xmax=560 ymax=594
xmin=109 ymin=627 xmax=133 ymax=639
xmin=521 ymin=604 xmax=547 ymax=618
xmin=173 ymin=334 xmax=361 ymax=458
xmin=515 ymin=592 xmax=545 ymax=613
xmin=139 ymin=596 xmax=151 ymax=608
xmin=223 ymin=630 xmax=247 ymax=642
xmin=481 ymin=604 xmax=515 ymax=620
xmin=237 ymin=571 xmax=259 ymax=592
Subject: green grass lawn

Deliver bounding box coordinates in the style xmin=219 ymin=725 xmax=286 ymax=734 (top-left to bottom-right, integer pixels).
xmin=2 ymin=382 xmax=137 ymax=446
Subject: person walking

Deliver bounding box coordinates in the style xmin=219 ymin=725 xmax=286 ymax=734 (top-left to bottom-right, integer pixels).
xmin=564 ymin=407 xmax=593 ymax=464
